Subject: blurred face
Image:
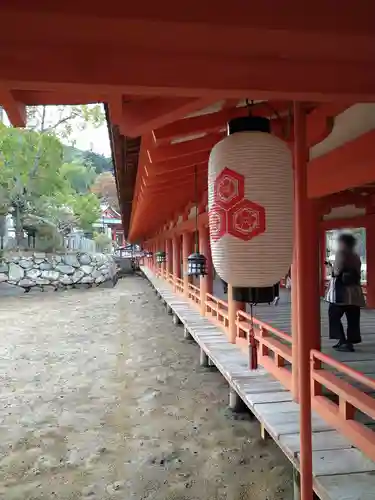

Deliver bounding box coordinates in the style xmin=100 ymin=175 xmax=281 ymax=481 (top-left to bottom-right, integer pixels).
xmin=337 ymin=239 xmax=347 ymax=251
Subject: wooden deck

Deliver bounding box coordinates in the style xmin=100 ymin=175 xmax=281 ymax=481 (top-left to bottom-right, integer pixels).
xmin=214 ymin=281 xmax=375 ymax=394
xmin=142 ymin=268 xmax=375 ymax=500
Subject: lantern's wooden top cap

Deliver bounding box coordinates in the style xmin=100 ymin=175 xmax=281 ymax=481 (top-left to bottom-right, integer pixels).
xmin=227 ymin=116 xmax=270 ymax=135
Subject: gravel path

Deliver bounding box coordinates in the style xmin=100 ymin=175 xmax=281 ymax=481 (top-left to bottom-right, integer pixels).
xmin=0 ymin=276 xmax=292 ymax=499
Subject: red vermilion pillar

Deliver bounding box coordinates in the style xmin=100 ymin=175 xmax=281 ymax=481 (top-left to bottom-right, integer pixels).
xmin=320 ymin=228 xmax=326 ymax=297
xmin=199 ymin=225 xmax=213 ymax=315
xmin=366 ymin=214 xmax=375 ymax=308
xmin=294 ymin=102 xmax=321 ymax=500
xmin=162 ymin=239 xmax=167 ymax=279
xmin=291 ymin=250 xmax=299 ymax=400
xmin=182 ymin=232 xmax=192 ymax=296
xmin=166 ymin=238 xmax=173 ymax=276
xmin=172 ymin=236 xmax=181 ymax=278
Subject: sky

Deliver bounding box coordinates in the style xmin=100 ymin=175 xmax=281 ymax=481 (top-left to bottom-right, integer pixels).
xmin=71 ymin=122 xmax=111 ymax=157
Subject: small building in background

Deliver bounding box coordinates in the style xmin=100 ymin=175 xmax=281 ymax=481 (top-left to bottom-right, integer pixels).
xmin=93 ymin=203 xmax=125 ymax=247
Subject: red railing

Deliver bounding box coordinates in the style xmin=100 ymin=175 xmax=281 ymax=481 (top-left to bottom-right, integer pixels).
xmin=188 ymin=283 xmax=201 ymax=305
xmin=311 ymin=350 xmax=375 ymax=461
xmin=236 ymin=310 xmax=293 ymax=390
xmin=174 ymin=276 xmax=184 ymax=294
xmin=167 ymin=272 xmax=174 ymax=286
xmin=205 ymin=293 xmax=229 ymax=332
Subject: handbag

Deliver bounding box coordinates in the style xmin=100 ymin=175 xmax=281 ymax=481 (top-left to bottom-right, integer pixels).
xmin=326 ymin=276 xmax=346 ymax=304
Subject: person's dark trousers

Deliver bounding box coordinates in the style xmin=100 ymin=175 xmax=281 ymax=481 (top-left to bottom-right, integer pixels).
xmin=328 ymin=303 xmax=346 ymax=342
xmin=345 ymin=305 xmax=361 ymax=344
xmin=328 ymin=303 xmax=361 ymax=344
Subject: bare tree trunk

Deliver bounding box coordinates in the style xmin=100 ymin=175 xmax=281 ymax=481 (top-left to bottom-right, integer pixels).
xmin=14 ymin=205 xmax=23 ymax=249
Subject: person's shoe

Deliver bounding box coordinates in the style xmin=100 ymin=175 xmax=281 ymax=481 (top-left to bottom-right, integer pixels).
xmin=350 ymin=338 xmax=362 ymax=345
xmin=337 ymin=343 xmax=355 ymax=352
xmin=333 ymin=340 xmax=344 ymax=349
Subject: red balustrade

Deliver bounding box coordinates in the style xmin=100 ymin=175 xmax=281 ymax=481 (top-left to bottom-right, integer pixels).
xmin=311 ymin=349 xmax=375 ymax=461
xmin=236 ymin=310 xmax=293 ymax=390
xmin=205 ymin=293 xmax=229 ymax=333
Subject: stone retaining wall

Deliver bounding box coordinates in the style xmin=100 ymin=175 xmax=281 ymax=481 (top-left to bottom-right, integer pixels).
xmin=0 ymin=252 xmax=116 ymax=291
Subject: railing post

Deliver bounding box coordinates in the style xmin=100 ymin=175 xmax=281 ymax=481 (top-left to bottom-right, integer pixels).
xmin=199 ymin=225 xmax=212 ymax=316
xmin=228 ymin=285 xmax=245 ymax=343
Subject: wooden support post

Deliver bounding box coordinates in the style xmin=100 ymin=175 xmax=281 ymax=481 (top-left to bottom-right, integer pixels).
xmin=172 ymin=235 xmax=181 ymax=278
xmin=166 ymin=238 xmax=173 ymax=275
xmin=292 ymin=255 xmax=299 ymax=401
xmin=208 ymin=357 xmax=216 ymax=369
xmin=366 ymin=214 xmax=375 ymax=308
xmin=260 ymin=423 xmax=270 ymax=441
xmin=183 ymin=326 xmax=193 ymax=340
xmin=172 ymin=313 xmax=181 ymax=325
xmin=199 ymin=225 xmax=213 ymax=316
xmin=228 ymin=284 xmax=245 ymax=344
xmin=229 ymin=388 xmax=247 ymax=413
xmin=294 ymin=102 xmax=321 ymax=500
xmin=199 ymin=347 xmax=209 ymax=367
xmin=320 ymin=228 xmax=326 ymax=297
xmin=293 ymin=469 xmax=301 ymax=500
xmin=162 ymin=239 xmax=167 ymax=278
xmin=182 ymin=231 xmax=192 ymax=296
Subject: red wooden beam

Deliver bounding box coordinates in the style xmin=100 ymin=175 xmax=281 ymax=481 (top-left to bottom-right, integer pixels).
xmin=147 ymin=134 xmax=224 ymax=163
xmin=1 ymin=45 xmax=375 ymax=101
xmin=143 ymin=173 xmax=207 ymax=191
xmin=0 ymin=89 xmax=26 ymax=127
xmin=119 ymin=97 xmax=214 ymax=137
xmin=306 ymin=102 xmax=352 ymax=147
xmin=2 ymin=1 xmax=374 ymax=34
xmin=152 ymin=101 xmax=289 ymax=143
xmin=308 ymin=129 xmax=375 ymax=199
xmin=148 ymin=151 xmax=209 ymax=176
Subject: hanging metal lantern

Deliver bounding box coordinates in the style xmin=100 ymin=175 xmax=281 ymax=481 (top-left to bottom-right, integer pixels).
xmin=186 ymin=166 xmax=208 ymax=278
xmin=156 ymin=251 xmax=167 ymax=264
xmin=187 ymin=251 xmax=207 ymax=277
xmin=208 ymin=115 xmax=293 ymax=290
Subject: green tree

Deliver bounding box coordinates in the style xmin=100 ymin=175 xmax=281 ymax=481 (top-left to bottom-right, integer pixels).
xmin=71 ymin=193 xmax=101 ymax=232
xmin=60 ymin=161 xmax=96 ymax=193
xmin=0 ymin=124 xmax=65 ymax=245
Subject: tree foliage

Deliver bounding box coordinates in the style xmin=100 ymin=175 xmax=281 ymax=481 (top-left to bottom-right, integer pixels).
xmin=0 ymin=124 xmax=101 ymax=244
xmin=63 ymin=145 xmax=113 ymax=174
xmin=60 ymin=161 xmax=96 ymax=193
xmin=27 ymin=104 xmax=105 ymax=142
xmin=91 ymin=171 xmax=119 ymax=209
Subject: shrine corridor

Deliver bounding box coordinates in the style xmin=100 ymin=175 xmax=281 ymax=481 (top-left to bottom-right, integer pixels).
xmin=0 ymin=277 xmax=292 ymax=500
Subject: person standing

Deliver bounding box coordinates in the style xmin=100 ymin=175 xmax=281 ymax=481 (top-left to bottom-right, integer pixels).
xmin=326 ymin=233 xmax=365 ymax=352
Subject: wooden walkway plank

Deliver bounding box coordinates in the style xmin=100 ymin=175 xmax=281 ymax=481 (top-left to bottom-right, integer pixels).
xmin=142 ymin=268 xmax=375 ymax=500
xmin=316 ymin=472 xmax=375 ymax=500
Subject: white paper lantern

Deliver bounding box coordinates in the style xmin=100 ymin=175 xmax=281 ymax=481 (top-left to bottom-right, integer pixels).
xmin=208 ymin=122 xmax=293 ymax=288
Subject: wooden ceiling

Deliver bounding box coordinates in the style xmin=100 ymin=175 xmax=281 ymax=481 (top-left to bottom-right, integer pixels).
xmin=0 ymin=2 xmax=375 ymax=240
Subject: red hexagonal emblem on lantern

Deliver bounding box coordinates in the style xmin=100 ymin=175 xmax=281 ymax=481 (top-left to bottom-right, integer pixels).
xmin=214 ymin=167 xmax=244 ymax=209
xmin=228 ymin=199 xmax=266 ymax=241
xmin=208 ymin=204 xmax=227 ymax=241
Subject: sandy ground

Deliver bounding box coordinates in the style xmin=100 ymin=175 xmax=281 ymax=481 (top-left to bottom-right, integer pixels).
xmin=0 ymin=276 xmax=292 ymax=500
